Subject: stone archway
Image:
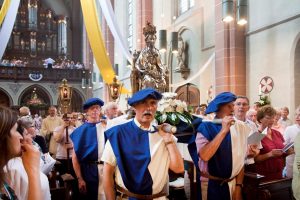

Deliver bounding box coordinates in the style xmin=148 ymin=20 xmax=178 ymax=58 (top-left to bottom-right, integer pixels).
xmin=294 ymin=38 xmax=300 ymax=108
xmin=0 ymin=88 xmax=13 ymax=107
xmin=18 ymin=85 xmax=51 ymax=117
xmin=175 ymin=83 xmax=200 ymax=110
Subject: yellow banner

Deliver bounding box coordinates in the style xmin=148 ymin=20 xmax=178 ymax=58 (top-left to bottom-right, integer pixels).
xmin=0 ymin=0 xmax=11 ymax=26
xmin=80 ymin=0 xmax=129 ymax=94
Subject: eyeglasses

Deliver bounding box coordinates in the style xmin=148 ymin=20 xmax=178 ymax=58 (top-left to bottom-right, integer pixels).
xmin=235 ymin=102 xmax=249 ymax=107
xmin=263 ymin=116 xmax=274 ymax=120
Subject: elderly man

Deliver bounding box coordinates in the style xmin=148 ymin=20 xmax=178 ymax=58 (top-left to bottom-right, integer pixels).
xmin=19 ymin=106 xmax=31 ymax=117
xmin=279 ymin=107 xmax=293 ymax=130
xmin=234 ymin=96 xmax=261 ymax=167
xmin=70 ymin=98 xmax=106 ymax=200
xmin=101 ymin=88 xmax=184 ymax=200
xmin=41 ymin=106 xmax=64 ymax=157
xmin=103 ymin=101 xmax=119 ymax=120
xmin=196 ymin=92 xmax=251 ymax=200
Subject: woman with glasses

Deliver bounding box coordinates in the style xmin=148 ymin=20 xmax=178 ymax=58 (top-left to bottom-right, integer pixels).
xmin=254 ymin=105 xmax=294 ymax=181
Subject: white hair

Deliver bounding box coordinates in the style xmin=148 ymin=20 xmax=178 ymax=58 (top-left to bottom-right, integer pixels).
xmin=103 ymin=102 xmax=118 ymax=113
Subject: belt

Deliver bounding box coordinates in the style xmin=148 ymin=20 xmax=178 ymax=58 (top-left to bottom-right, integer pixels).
xmin=201 ymin=172 xmax=235 ymax=185
xmin=116 ymin=185 xmax=167 ymax=200
xmin=85 ymin=161 xmax=104 ymax=165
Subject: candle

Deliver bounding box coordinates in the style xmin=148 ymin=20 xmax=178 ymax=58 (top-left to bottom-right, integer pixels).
xmin=258 ymin=84 xmax=262 ymax=95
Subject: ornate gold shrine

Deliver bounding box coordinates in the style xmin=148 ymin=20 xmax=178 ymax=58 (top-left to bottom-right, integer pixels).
xmin=130 ymin=22 xmax=169 ymax=94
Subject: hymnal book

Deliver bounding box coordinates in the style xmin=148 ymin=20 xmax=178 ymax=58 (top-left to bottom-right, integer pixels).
xmin=282 ymin=142 xmax=294 ymax=153
xmin=247 ymin=127 xmax=268 ymax=145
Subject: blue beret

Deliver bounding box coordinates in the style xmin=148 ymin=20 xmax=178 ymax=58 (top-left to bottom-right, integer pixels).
xmin=83 ymin=98 xmax=104 ymax=110
xmin=205 ymin=92 xmax=237 ymax=114
xmin=128 ymin=88 xmax=162 ymax=106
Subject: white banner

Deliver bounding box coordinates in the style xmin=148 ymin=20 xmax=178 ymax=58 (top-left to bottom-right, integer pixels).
xmin=0 ymin=0 xmax=20 ymax=60
xmin=170 ymin=53 xmax=215 ymax=88
xmin=98 ymin=0 xmax=133 ymax=64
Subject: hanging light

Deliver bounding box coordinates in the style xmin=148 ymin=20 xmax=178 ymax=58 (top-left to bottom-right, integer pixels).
xmin=237 ymin=0 xmax=247 ymax=25
xmin=88 ymin=78 xmax=92 ymax=89
xmin=222 ymin=0 xmax=234 ymax=23
xmin=171 ymin=32 xmax=178 ymax=53
xmin=108 ymin=76 xmax=123 ymax=101
xmin=159 ymin=30 xmax=167 ymax=53
xmin=58 ymin=79 xmax=72 ymax=114
xmin=81 ymin=78 xmax=86 ymax=89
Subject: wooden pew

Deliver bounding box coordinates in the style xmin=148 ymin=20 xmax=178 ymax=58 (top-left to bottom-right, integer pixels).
xmin=243 ymin=172 xmax=294 ymax=200
xmin=48 ymin=166 xmax=75 ymax=200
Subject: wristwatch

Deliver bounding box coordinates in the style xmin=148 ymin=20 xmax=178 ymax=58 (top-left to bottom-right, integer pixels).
xmin=236 ymin=183 xmax=243 ymax=188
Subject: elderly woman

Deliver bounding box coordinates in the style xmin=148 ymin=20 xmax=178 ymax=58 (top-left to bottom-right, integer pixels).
xmin=0 ymin=106 xmax=42 ymax=200
xmin=254 ymin=105 xmax=293 ymax=181
xmin=272 ymin=108 xmax=285 ymax=135
xmin=19 ymin=115 xmax=48 ymax=154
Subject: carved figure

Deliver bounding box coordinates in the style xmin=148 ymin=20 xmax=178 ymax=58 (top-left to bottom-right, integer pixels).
xmin=133 ymin=22 xmax=168 ymax=93
xmin=176 ymin=36 xmax=186 ymax=70
xmin=174 ymin=36 xmax=190 ymax=79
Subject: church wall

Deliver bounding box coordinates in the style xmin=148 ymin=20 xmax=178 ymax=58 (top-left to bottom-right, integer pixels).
xmin=154 ymin=0 xmax=215 ymax=104
xmin=247 ymin=1 xmax=300 ymax=118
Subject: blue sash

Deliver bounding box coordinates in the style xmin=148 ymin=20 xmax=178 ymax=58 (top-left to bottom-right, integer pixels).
xmin=105 ymin=120 xmax=153 ymax=196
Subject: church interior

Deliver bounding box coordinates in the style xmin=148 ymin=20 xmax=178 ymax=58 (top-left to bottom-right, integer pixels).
xmin=0 ymin=0 xmax=300 ymax=200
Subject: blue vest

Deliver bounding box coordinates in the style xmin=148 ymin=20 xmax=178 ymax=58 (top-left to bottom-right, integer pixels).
xmin=105 ymin=120 xmax=153 ymax=197
xmin=70 ymin=122 xmax=99 ymax=200
xmin=198 ymin=122 xmax=232 ymax=200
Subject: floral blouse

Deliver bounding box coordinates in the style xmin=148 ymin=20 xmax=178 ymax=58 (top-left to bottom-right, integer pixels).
xmin=0 ymin=183 xmax=18 ymax=200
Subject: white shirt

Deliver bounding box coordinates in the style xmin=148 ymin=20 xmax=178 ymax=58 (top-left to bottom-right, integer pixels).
xmin=284 ymin=124 xmax=300 ymax=178
xmin=5 ymin=157 xmax=51 ymax=200
xmin=53 ymin=125 xmax=75 ymax=159
xmin=101 ymin=119 xmax=177 ymax=200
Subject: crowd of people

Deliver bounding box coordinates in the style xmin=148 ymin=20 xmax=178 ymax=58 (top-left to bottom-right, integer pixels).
xmin=0 ymin=58 xmax=84 ymax=70
xmin=0 ymin=88 xmax=299 ymax=200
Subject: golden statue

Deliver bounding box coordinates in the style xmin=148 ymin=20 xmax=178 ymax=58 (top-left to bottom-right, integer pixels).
xmin=131 ymin=22 xmax=169 ymax=93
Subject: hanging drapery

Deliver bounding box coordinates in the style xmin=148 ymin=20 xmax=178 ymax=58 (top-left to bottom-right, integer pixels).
xmin=98 ymin=0 xmax=133 ymax=64
xmin=0 ymin=0 xmax=11 ymax=26
xmin=80 ymin=0 xmax=128 ymax=93
xmin=169 ymin=53 xmax=215 ymax=88
xmin=0 ymin=0 xmax=20 ymax=60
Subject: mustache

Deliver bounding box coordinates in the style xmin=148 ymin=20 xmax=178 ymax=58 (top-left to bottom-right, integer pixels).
xmin=143 ymin=111 xmax=153 ymax=116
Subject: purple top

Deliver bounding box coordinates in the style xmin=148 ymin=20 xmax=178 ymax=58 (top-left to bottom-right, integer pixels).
xmin=196 ymin=132 xmax=209 ymax=181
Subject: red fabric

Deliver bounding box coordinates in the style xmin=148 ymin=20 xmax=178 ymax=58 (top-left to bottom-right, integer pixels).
xmin=255 ymin=129 xmax=285 ymax=181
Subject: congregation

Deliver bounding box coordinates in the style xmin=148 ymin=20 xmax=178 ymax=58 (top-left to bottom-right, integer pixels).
xmin=0 ymin=88 xmax=299 ymax=200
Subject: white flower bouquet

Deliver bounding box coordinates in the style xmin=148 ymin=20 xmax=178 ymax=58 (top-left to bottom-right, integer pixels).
xmin=155 ymin=92 xmax=193 ymax=126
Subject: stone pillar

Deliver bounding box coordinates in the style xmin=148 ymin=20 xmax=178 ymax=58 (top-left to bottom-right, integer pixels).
xmin=215 ymin=0 xmax=246 ymax=95
xmin=136 ymin=0 xmax=153 ymax=50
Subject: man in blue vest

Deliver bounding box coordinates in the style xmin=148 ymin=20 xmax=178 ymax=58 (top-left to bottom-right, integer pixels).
xmin=196 ymin=92 xmax=251 ymax=200
xmin=101 ymin=88 xmax=184 ymax=200
xmin=71 ymin=98 xmax=106 ymax=200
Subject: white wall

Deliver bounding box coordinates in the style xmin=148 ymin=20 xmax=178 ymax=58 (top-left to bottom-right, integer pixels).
xmin=247 ymin=1 xmax=300 ymax=118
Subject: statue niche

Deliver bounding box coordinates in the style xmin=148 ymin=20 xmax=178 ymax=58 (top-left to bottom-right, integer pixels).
xmin=174 ymin=36 xmax=190 ymax=80
xmin=130 ymin=22 xmax=169 ymax=94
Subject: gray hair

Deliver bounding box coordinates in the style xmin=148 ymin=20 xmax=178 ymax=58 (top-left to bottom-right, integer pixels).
xmin=18 ymin=116 xmax=34 ymax=128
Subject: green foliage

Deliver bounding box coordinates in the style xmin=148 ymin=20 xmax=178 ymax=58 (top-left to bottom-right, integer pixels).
xmin=155 ymin=110 xmax=193 ymax=126
xmin=258 ymin=95 xmax=271 ymax=107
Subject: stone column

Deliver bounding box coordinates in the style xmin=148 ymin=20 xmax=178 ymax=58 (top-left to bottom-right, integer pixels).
xmin=215 ymin=0 xmax=246 ymax=95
